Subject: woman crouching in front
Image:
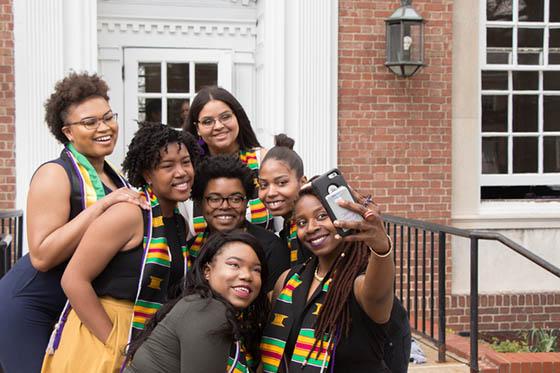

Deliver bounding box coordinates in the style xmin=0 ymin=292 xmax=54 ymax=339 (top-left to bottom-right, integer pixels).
xmin=260 ymin=183 xmax=395 ymax=372
xmin=124 ymin=231 xmax=269 ymax=372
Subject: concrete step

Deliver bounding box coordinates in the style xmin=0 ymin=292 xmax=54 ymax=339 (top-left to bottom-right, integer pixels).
xmin=409 ymin=337 xmax=471 ymax=373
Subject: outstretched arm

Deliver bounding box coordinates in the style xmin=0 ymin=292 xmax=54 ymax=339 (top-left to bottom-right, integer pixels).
xmin=333 ymin=192 xmax=395 ymax=324
xmin=27 ymin=163 xmax=148 ymax=271
xmin=61 ymin=202 xmax=144 ymax=343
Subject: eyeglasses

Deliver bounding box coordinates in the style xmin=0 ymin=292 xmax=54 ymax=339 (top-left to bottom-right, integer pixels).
xmin=204 ymin=194 xmax=247 ymax=209
xmin=196 ymin=112 xmax=234 ymax=128
xmin=65 ymin=112 xmax=118 ymax=130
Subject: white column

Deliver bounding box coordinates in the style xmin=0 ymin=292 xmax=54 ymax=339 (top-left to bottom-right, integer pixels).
xmin=14 ymin=0 xmax=97 ymax=231
xmin=255 ymin=0 xmax=286 ymax=149
xmin=256 ymin=0 xmax=338 ymax=177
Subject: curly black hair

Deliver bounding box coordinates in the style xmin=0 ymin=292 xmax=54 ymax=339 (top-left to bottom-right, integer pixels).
xmin=191 ymin=154 xmax=255 ymax=202
xmin=44 ymin=72 xmax=110 ymax=144
xmin=122 ymin=123 xmax=201 ymax=187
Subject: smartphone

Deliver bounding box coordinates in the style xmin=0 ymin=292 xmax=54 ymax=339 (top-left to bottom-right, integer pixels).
xmin=311 ymin=169 xmax=363 ymax=236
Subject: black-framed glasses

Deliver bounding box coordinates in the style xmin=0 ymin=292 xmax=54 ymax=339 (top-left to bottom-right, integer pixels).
xmin=196 ymin=111 xmax=234 ymax=128
xmin=204 ymin=194 xmax=247 ymax=209
xmin=65 ymin=112 xmax=118 ymax=130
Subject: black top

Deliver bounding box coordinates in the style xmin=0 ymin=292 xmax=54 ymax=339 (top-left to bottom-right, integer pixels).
xmin=93 ymin=212 xmax=187 ymax=301
xmin=244 ymin=221 xmax=290 ymax=292
xmin=163 ymin=215 xmax=187 ymax=296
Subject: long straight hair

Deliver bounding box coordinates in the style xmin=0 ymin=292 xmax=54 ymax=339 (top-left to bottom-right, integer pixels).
xmin=183 ymin=86 xmax=261 ymax=154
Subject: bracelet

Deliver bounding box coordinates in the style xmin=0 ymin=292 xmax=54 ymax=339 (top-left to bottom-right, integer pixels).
xmin=368 ymin=234 xmax=393 ymax=258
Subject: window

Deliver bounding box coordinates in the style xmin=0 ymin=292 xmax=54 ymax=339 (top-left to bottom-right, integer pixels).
xmin=481 ymin=0 xmax=560 ymax=200
xmin=137 ymin=61 xmax=218 ymax=128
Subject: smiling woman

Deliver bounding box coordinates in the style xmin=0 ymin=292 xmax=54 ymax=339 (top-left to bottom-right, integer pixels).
xmin=123 ymin=231 xmax=269 ymax=373
xmin=40 ymin=123 xmax=200 ymax=373
xmin=0 ymin=73 xmax=150 ymax=373
xmin=187 ymin=155 xmax=290 ymax=293
xmin=182 ymin=86 xmax=272 ymax=232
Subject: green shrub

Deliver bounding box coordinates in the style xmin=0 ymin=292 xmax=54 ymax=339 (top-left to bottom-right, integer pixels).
xmin=528 ymin=328 xmax=558 ymax=353
xmin=490 ymin=338 xmax=529 ymax=353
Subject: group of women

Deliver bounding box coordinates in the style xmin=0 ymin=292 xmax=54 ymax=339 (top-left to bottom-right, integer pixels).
xmin=0 ymin=72 xmax=410 ymax=372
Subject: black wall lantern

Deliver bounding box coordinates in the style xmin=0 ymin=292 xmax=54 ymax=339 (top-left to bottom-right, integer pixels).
xmin=385 ymin=0 xmax=425 ymax=77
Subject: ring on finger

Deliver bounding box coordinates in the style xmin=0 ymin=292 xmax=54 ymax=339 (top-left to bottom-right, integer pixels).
xmin=362 ymin=194 xmax=373 ymax=207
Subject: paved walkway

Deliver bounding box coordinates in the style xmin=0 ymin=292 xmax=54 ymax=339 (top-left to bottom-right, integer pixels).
xmin=409 ymin=337 xmax=471 ymax=373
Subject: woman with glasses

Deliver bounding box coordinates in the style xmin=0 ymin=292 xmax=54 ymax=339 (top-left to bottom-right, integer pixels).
xmin=0 ymin=73 xmax=147 ymax=373
xmin=187 ymin=155 xmax=289 ymax=293
xmin=41 ymin=123 xmax=200 ymax=372
xmin=182 ymin=86 xmax=272 ymax=234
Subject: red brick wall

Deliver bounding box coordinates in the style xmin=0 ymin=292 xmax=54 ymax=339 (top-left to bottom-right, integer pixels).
xmin=447 ymin=293 xmax=560 ymax=332
xmin=337 ymin=0 xmax=453 ymax=223
xmin=0 ymin=0 xmax=15 ymax=209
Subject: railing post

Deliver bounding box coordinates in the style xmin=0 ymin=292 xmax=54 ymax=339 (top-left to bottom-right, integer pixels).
xmin=438 ymin=232 xmax=446 ymax=362
xmin=470 ymin=237 xmax=479 ymax=373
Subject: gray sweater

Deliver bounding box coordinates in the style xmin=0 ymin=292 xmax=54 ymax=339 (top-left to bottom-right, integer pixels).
xmin=125 ymin=294 xmax=232 ymax=373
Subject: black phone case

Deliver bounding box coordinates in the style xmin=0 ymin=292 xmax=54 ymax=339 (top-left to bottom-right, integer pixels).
xmin=311 ymin=168 xmax=358 ymax=237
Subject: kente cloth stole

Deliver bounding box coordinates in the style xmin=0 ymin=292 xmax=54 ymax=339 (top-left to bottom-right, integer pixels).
xmin=46 ymin=145 xmax=129 ymax=354
xmin=186 ymin=229 xmax=209 ymax=261
xmin=285 ymin=220 xmax=299 ymax=265
xmin=129 ymin=185 xmax=189 ymax=341
xmin=227 ymin=340 xmax=254 ymax=373
xmin=191 ymin=148 xmax=270 ymax=235
xmin=260 ymin=262 xmax=335 ymax=373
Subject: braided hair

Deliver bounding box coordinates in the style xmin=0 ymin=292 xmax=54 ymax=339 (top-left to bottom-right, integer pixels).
xmin=296 ymin=186 xmax=370 ymax=356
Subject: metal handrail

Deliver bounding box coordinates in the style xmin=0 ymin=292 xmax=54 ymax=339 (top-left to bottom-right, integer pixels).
xmin=382 ymin=213 xmax=560 ymax=373
xmin=0 ymin=210 xmax=24 ymax=277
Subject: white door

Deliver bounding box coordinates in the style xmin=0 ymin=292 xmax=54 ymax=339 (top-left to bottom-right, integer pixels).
xmin=123 ymin=48 xmax=233 ymax=149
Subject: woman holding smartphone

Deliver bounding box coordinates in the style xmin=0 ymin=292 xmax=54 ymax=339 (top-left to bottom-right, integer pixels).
xmin=260 ymin=178 xmax=395 ymax=372
xmin=258 ymin=135 xmax=411 ymax=372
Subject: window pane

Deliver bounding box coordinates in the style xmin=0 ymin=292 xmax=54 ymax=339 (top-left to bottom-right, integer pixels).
xmin=544 ymin=96 xmax=560 ymax=132
xmin=195 ymin=64 xmax=218 ymax=91
xmin=138 ymin=63 xmax=161 ymax=93
xmin=518 ymin=28 xmax=543 ymax=65
xmin=487 ymin=0 xmax=512 ymax=21
xmin=543 ymin=71 xmax=560 ymax=90
xmin=513 ymin=137 xmax=538 ymax=173
xmin=544 ymin=136 xmax=560 ymax=172
xmin=138 ymin=98 xmax=162 ymax=123
xmin=167 ymin=99 xmax=190 ymax=129
xmin=520 ymin=0 xmax=543 ymax=22
xmin=551 ymin=1 xmax=560 ymax=22
xmin=482 ymin=137 xmax=508 ymax=174
xmin=167 ymin=63 xmax=189 ymax=93
xmin=550 ymin=29 xmax=560 ymax=64
xmin=482 ymin=95 xmax=508 ymax=132
xmin=513 ymin=95 xmax=538 ymax=132
xmin=513 ymin=71 xmax=538 ymax=90
xmin=487 ymin=28 xmax=512 ymax=64
xmin=482 ymin=71 xmax=508 ymax=90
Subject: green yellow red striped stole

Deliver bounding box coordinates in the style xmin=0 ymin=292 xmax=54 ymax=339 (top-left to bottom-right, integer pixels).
xmin=239 ymin=148 xmax=270 ymax=226
xmin=260 ymin=263 xmax=335 ymax=373
xmin=186 ymin=229 xmax=208 ymax=262
xmin=286 ymin=220 xmax=299 ymax=265
xmin=226 ymin=341 xmax=254 ymax=373
xmin=129 ymin=186 xmax=189 ymax=340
